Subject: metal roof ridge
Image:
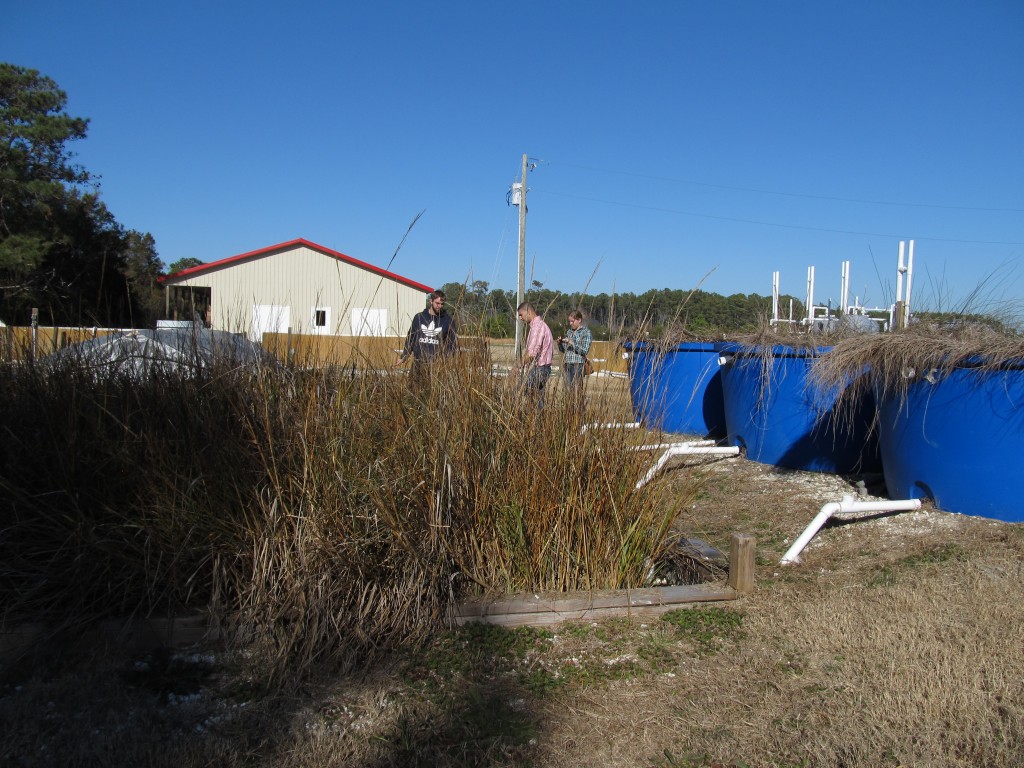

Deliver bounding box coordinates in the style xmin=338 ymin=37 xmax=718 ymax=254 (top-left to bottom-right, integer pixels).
xmin=159 ymin=238 xmax=434 ymax=292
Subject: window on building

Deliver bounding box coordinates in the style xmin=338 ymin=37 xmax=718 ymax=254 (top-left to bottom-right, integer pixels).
xmin=311 ymin=307 xmax=332 ymax=334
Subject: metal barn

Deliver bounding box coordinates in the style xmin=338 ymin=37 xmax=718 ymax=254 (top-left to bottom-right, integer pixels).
xmin=160 ymin=239 xmax=434 ymax=341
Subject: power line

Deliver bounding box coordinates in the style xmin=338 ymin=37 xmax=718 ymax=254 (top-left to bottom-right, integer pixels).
xmin=554 ymin=160 xmax=1024 ymax=213
xmin=537 ymin=189 xmax=1024 ymax=246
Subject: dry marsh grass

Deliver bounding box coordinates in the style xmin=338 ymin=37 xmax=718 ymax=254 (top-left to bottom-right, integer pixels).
xmin=3 ymin=455 xmax=1022 ymax=767
xmin=811 ymin=321 xmax=1024 ymax=402
xmin=0 ymin=346 xmax=689 ymax=686
xmin=2 ymin=343 xmax=1023 ymax=767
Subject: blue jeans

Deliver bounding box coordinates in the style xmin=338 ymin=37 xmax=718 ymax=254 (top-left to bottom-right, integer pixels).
xmin=563 ymin=363 xmax=585 ymax=389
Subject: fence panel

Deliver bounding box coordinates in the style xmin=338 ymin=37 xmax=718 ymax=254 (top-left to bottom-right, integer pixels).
xmin=262 ymin=334 xmax=492 ymax=369
xmin=0 ymin=327 xmax=112 ymax=362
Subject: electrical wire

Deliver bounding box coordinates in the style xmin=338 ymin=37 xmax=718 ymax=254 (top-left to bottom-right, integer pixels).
xmin=553 ymin=160 xmax=1024 ymax=213
xmin=536 ymin=189 xmax=1024 ymax=247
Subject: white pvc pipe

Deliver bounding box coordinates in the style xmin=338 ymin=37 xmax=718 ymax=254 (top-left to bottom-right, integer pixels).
xmin=631 ymin=440 xmax=716 ymax=451
xmin=582 ymin=421 xmax=641 ymax=432
xmin=772 ymin=271 xmax=780 ymax=323
xmin=840 ymin=260 xmax=850 ymax=314
xmin=636 ymin=443 xmax=740 ymax=489
xmin=904 ymin=239 xmax=915 ymax=327
xmin=896 ymin=240 xmax=906 ymax=306
xmin=806 ymin=266 xmax=815 ymax=323
xmin=780 ymin=495 xmax=922 ymax=565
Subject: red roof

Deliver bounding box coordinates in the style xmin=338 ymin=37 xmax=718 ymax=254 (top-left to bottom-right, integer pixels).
xmin=159 ymin=238 xmax=434 ymax=293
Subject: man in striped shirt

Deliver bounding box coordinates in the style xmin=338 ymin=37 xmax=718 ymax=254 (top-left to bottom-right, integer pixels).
xmin=515 ymin=301 xmax=553 ymax=407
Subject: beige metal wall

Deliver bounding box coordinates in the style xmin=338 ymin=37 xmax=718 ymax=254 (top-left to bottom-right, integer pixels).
xmin=169 ymin=244 xmax=430 ymax=338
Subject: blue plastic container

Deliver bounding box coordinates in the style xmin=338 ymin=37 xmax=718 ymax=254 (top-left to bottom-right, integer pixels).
xmin=718 ymin=343 xmax=880 ymax=473
xmin=626 ymin=342 xmax=726 ymax=438
xmin=875 ymin=364 xmax=1024 ymax=522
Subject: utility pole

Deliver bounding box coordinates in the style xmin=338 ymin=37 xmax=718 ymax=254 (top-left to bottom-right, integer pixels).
xmin=514 ymin=153 xmax=528 ymax=359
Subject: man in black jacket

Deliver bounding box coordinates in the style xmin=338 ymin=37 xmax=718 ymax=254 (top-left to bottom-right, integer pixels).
xmin=397 ymin=290 xmax=457 ymax=387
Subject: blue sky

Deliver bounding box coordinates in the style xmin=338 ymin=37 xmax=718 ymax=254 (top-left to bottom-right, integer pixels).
xmin=5 ymin=1 xmax=1023 ymax=313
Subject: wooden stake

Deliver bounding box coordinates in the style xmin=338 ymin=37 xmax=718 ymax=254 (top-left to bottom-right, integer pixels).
xmin=727 ymin=533 xmax=756 ymax=594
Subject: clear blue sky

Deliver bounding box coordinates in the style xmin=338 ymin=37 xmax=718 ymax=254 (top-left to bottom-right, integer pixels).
xmin=5 ymin=1 xmax=1023 ymax=313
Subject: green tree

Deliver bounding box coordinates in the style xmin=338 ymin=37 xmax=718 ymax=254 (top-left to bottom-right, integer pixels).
xmin=167 ymin=256 xmax=203 ymax=275
xmin=439 ymin=280 xmax=798 ymax=338
xmin=1 ymin=63 xmax=90 ymax=310
xmin=42 ymin=191 xmax=131 ymax=325
xmin=123 ymin=230 xmax=165 ymax=327
xmin=1 ymin=62 xmax=161 ymax=327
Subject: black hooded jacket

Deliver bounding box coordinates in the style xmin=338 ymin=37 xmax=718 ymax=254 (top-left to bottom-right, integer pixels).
xmin=402 ymin=309 xmax=457 ymax=361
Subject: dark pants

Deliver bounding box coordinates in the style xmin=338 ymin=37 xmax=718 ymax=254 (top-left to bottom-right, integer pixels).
xmin=525 ymin=364 xmax=551 ymax=407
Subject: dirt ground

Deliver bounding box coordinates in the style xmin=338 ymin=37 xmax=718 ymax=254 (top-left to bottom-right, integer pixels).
xmin=529 ymin=451 xmax=1024 ymax=767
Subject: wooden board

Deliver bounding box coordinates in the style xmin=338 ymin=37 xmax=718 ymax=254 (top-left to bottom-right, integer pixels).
xmin=455 ymin=583 xmax=738 ymax=628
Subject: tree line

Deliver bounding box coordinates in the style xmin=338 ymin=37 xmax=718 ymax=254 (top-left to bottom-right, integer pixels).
xmin=438 ymin=280 xmax=806 ymax=339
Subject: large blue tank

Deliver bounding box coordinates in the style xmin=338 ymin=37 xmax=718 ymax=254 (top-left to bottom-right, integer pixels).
xmin=718 ymin=343 xmax=880 ymax=473
xmin=875 ymin=364 xmax=1024 ymax=522
xmin=626 ymin=342 xmax=726 ymax=438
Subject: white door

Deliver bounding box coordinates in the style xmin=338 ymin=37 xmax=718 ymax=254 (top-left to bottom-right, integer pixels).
xmin=252 ymin=304 xmax=290 ymax=342
xmin=351 ymin=308 xmax=386 ymax=337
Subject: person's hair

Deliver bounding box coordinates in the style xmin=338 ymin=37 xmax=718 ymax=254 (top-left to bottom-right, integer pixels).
xmin=429 ymin=290 xmax=446 ymax=302
xmin=568 ymin=309 xmax=584 ymax=322
xmin=517 ymin=301 xmax=536 ymax=313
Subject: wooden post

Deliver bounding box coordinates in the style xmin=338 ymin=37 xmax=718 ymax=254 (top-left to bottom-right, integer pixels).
xmin=30 ymin=308 xmax=38 ymax=362
xmin=727 ymin=533 xmax=755 ymax=594
xmin=893 ymin=300 xmax=906 ymax=331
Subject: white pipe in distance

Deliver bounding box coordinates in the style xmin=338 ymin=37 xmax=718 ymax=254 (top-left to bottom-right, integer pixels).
xmin=780 ymin=495 xmax=922 ymax=565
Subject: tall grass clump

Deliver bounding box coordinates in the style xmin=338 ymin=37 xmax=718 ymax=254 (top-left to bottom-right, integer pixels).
xmin=0 ymin=340 xmax=694 ymax=684
xmin=811 ymin=320 xmax=1024 ymax=406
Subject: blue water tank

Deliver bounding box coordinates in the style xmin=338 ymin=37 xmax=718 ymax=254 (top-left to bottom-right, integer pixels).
xmin=718 ymin=343 xmax=880 ymax=474
xmin=626 ymin=342 xmax=726 ymax=438
xmin=876 ymin=364 xmax=1024 ymax=522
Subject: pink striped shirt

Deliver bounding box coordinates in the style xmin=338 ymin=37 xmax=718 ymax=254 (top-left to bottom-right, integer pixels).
xmin=526 ymin=314 xmax=554 ymax=366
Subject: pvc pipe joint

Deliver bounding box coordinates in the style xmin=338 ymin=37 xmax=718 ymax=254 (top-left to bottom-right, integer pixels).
xmin=780 ymin=495 xmax=922 ymax=565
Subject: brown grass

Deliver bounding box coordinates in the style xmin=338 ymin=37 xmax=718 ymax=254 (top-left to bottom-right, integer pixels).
xmin=4 ymin=385 xmax=1023 ymax=766
xmin=811 ymin=321 xmax=1024 ymax=404
xmin=2 ymin=359 xmax=1022 ymax=767
xmin=0 ymin=346 xmax=689 ymax=687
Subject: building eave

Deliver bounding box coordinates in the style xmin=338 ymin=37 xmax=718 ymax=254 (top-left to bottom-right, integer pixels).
xmin=158 ymin=238 xmax=434 ymax=293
